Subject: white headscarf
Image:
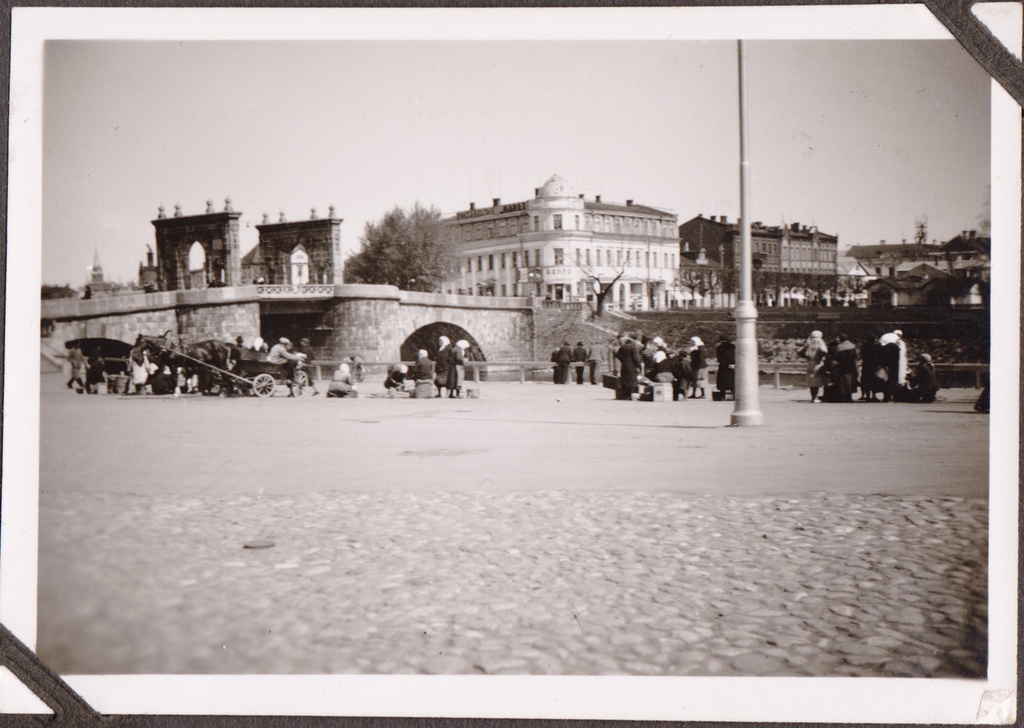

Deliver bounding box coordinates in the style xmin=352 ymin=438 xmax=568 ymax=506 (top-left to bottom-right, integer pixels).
xmin=879 ymin=333 xmax=898 ymax=345
xmin=691 ymin=336 xmax=704 ymax=348
xmin=338 ymin=362 xmax=351 ymax=376
xmin=418 ymin=349 xmax=428 ymax=359
xmin=252 ymin=337 xmax=264 ymax=350
xmin=455 ymin=339 xmax=469 ymax=349
xmin=653 ymin=350 xmax=667 ymax=363
xmin=438 ymin=336 xmax=451 ymax=348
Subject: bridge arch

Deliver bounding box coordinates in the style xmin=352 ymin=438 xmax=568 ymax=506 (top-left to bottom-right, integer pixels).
xmin=399 ymin=322 xmax=486 ymax=362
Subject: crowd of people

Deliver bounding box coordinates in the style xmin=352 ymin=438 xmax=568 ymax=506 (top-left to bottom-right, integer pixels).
xmin=63 ymin=326 xmax=980 ymax=409
xmin=798 ymin=329 xmax=940 ymax=404
xmin=592 ymin=333 xmax=734 ymax=402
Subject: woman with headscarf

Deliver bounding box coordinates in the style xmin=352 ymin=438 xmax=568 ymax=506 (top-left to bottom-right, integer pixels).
xmin=893 ymin=330 xmax=909 ymax=386
xmin=434 ymin=336 xmax=451 ymax=398
xmin=688 ymin=337 xmax=708 ymax=399
xmin=832 ymin=334 xmax=859 ymax=403
xmin=384 ymin=363 xmax=409 ymax=395
xmin=327 ymin=362 xmax=357 ymax=398
xmin=447 ymin=339 xmax=468 ymax=398
xmin=411 ymin=349 xmax=435 ymax=398
xmin=651 ymin=350 xmax=675 ymax=384
xmin=797 ymin=330 xmax=828 ymax=403
xmin=878 ymin=332 xmax=901 ymax=402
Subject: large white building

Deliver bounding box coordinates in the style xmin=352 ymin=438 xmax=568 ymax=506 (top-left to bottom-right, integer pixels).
xmin=443 ymin=175 xmax=680 ymax=311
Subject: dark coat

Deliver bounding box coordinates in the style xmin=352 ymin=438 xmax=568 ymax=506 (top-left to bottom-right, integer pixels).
xmin=615 ymin=341 xmax=642 ymax=391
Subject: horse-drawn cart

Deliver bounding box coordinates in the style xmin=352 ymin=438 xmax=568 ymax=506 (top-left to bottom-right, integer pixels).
xmin=134 ymin=334 xmax=309 ymax=397
xmin=235 ymin=356 xmax=309 ymax=398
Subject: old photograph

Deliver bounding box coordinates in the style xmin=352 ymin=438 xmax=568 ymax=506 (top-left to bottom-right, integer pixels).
xmin=3 ymin=4 xmax=1019 ymax=723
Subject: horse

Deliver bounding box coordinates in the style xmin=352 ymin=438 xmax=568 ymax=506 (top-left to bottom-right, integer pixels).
xmin=133 ymin=332 xmax=242 ymax=395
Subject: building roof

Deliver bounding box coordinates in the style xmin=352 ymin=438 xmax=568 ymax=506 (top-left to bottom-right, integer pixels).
xmin=936 ymin=233 xmax=991 ymax=256
xmin=240 ymin=245 xmax=261 ymax=267
xmin=585 ymin=201 xmax=674 ymax=217
xmin=847 ymin=243 xmax=933 ymax=261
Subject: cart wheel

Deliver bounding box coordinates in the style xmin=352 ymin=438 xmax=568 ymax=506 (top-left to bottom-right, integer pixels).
xmin=295 ymin=370 xmax=309 ymax=391
xmin=251 ymin=373 xmax=276 ymax=398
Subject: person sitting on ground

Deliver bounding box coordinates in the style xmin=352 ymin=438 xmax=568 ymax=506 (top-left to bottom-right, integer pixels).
xmin=899 ymin=353 xmax=939 ymax=403
xmin=149 ymin=365 xmax=175 ymax=395
xmin=326 ymin=362 xmax=357 ymax=398
xmin=384 ymin=363 xmax=410 ymax=396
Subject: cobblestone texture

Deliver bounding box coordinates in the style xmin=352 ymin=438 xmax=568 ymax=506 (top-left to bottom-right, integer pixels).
xmin=35 ymin=379 xmax=989 ymax=676
xmin=39 ymin=489 xmax=986 ymax=676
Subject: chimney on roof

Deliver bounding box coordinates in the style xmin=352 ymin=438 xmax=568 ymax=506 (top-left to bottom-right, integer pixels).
xmin=969 ymin=230 xmax=976 ymax=239
xmin=595 ymin=195 xmax=601 ymax=203
xmin=493 ymin=198 xmax=501 ymax=207
xmin=720 ymin=215 xmax=727 ymax=224
xmin=791 ymin=222 xmax=799 ymax=232
xmin=534 ymin=188 xmax=540 ymax=197
xmin=626 ymin=199 xmax=633 ymax=206
xmin=469 ymin=202 xmax=476 ymax=211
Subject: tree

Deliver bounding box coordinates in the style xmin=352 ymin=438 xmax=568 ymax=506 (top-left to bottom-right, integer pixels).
xmin=343 ymin=203 xmax=456 ymax=291
xmin=42 ymin=284 xmax=77 ymax=300
xmin=570 ymin=258 xmax=627 ymax=317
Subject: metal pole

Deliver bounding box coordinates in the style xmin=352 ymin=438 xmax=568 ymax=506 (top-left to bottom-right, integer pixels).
xmin=731 ymin=40 xmax=764 ymax=426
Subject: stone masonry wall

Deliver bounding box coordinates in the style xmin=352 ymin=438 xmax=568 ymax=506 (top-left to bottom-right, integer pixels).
xmin=177 ymin=303 xmax=261 ymax=344
xmin=47 ymin=309 xmax=180 ymax=349
xmin=323 ymin=298 xmax=404 ymax=360
xmin=398 ymin=304 xmax=534 ymax=361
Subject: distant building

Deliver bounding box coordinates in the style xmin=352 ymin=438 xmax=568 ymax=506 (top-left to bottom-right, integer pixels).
xmin=83 ymin=249 xmax=120 ymax=299
xmin=443 ymin=175 xmax=680 ymax=311
xmin=678 ymin=215 xmax=839 ymax=306
xmin=861 ymin=230 xmax=989 ymax=308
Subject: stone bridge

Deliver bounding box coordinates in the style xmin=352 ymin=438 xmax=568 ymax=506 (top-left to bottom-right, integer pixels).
xmin=40 ymin=284 xmax=566 ymax=365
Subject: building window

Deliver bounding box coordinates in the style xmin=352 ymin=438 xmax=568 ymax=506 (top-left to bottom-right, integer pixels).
xmin=653 ymin=252 xmax=658 ymax=268
xmin=554 ymin=214 xmax=563 ymax=230
xmin=575 ymin=215 xmax=580 ymax=230
xmin=576 ymin=248 xmax=581 ymax=264
xmin=533 ymin=215 xmax=539 ymax=231
xmin=478 ymin=256 xmax=483 ymax=271
xmin=586 ymin=248 xmax=591 ymax=266
xmin=467 ymin=257 xmax=473 ymax=272
xmin=500 ymin=253 xmax=506 ymax=269
xmin=512 ymin=252 xmax=518 ymax=268
xmin=501 ymin=284 xmax=507 ymax=296
xmin=617 ymin=249 xmax=623 ymax=266
xmin=488 ymin=254 xmax=494 ymax=271
xmin=596 ymin=249 xmax=602 ymax=266
xmin=554 ymin=248 xmax=564 ymax=265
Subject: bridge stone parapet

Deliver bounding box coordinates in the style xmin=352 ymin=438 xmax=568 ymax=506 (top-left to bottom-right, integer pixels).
xmin=41 ymin=284 xmax=542 ymax=368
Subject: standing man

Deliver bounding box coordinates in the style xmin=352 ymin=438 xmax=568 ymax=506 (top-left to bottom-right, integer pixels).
xmin=587 ymin=340 xmax=604 ymax=385
xmin=66 ymin=345 xmax=86 ymax=392
xmin=572 ymin=341 xmax=589 ymax=385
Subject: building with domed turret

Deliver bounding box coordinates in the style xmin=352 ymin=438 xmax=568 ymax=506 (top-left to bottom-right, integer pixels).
xmin=443 ymin=175 xmax=681 ymax=311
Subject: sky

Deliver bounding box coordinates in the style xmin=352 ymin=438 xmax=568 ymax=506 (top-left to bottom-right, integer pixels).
xmin=41 ymin=38 xmax=990 ymax=285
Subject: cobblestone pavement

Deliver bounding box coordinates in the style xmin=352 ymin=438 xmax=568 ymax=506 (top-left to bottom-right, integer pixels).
xmin=35 ymin=378 xmax=989 ymax=676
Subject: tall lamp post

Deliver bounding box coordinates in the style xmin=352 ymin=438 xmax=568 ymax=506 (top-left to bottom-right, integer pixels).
xmin=731 ymin=40 xmax=764 ymax=426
